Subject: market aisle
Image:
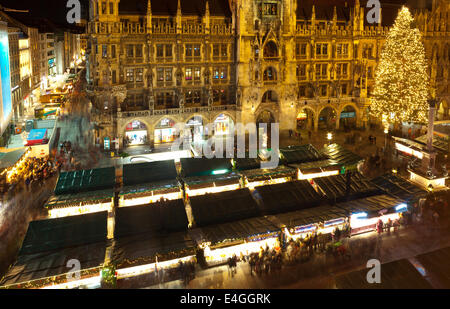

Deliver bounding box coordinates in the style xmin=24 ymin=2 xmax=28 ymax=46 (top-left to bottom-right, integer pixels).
xmin=143 ymin=221 xmax=450 ymax=289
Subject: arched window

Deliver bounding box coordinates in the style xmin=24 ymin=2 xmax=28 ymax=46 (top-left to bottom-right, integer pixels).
xmin=263 ymin=67 xmax=277 ymax=81
xmin=263 ymin=41 xmax=278 ymax=58
xmin=261 ymin=91 xmax=278 ymax=103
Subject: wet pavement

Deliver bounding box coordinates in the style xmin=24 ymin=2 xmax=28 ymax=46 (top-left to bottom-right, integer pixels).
xmin=142 ymin=219 xmax=450 ymax=289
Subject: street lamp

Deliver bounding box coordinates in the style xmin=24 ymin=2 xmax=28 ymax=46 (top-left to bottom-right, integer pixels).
xmin=384 ymin=126 xmax=388 ymax=152
xmin=327 ymin=132 xmax=332 ymax=145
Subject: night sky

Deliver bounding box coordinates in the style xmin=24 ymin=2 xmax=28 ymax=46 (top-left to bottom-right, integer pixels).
xmin=0 ymin=0 xmax=89 ymax=25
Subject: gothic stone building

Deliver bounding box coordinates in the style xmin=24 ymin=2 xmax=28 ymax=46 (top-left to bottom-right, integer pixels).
xmin=86 ymin=0 xmax=450 ymax=149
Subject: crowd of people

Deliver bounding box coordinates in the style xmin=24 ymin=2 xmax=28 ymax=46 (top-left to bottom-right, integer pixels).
xmin=1 ymin=156 xmax=57 ymax=199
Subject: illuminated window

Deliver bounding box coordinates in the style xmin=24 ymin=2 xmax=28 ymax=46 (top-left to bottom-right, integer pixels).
xmin=220 ymin=67 xmax=227 ymax=79
xmin=126 ymin=69 xmax=134 ymax=82
xmin=157 ymin=68 xmax=164 ymax=81
xmin=136 ymin=68 xmax=143 ymax=82
xmin=185 ymin=68 xmax=192 ymax=80
xmin=193 ymin=44 xmax=201 ymax=57
xmin=194 ymin=68 xmax=201 ymax=81
xmin=165 ymin=68 xmax=172 ymax=81
xmin=213 ymin=67 xmax=219 ymax=79
xmin=185 ymin=44 xmax=192 ymax=57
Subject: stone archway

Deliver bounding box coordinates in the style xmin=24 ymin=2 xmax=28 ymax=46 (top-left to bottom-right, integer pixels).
xmin=296 ymin=106 xmax=315 ymax=132
xmin=256 ymin=110 xmax=276 ymax=148
xmin=124 ymin=120 xmax=149 ymax=147
xmin=263 ymin=41 xmax=278 ymax=58
xmin=153 ymin=117 xmax=179 ymax=145
xmin=317 ymin=106 xmax=338 ymax=131
xmin=338 ymin=104 xmax=358 ymax=131
xmin=438 ymin=99 xmax=449 ymax=120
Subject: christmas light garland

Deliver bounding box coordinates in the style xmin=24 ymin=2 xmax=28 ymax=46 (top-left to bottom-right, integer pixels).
xmin=370 ymin=7 xmax=430 ymax=125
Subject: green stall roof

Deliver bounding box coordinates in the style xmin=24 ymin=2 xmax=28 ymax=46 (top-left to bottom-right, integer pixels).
xmin=0 ymin=148 xmax=27 ymax=170
xmin=180 ymin=157 xmax=232 ymax=177
xmin=200 ymin=216 xmax=280 ymax=247
xmin=120 ymin=179 xmax=180 ymax=197
xmin=254 ymin=180 xmax=325 ymax=215
xmin=115 ymin=199 xmax=189 ymax=238
xmin=371 ymin=173 xmax=428 ymax=203
xmin=313 ymin=172 xmax=381 ymax=203
xmin=112 ymin=231 xmax=196 ymax=269
xmin=122 ymin=160 xmax=178 ymax=186
xmin=279 ymin=144 xmax=328 ymax=164
xmin=45 ymin=189 xmax=114 ymax=209
xmin=240 ymin=165 xmax=296 ymax=182
xmin=189 ymin=188 xmax=260 ymax=227
xmin=54 ymin=167 xmax=115 ymax=195
xmin=319 ymin=144 xmax=363 ymax=168
xmin=273 ymin=205 xmax=347 ymax=230
xmin=184 ymin=173 xmax=240 ymax=190
xmin=18 ymin=211 xmax=107 ymax=255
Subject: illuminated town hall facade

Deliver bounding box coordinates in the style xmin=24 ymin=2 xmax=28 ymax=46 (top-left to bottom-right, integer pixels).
xmin=86 ymin=0 xmax=450 ymax=148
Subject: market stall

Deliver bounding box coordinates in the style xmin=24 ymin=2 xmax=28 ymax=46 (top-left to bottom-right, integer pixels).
xmin=0 ymin=212 xmax=107 ymax=289
xmin=119 ymin=160 xmax=180 ymax=207
xmin=371 ymin=173 xmax=428 ymax=203
xmin=334 ymin=194 xmax=408 ymax=235
xmin=54 ymin=167 xmax=115 ymax=195
xmin=319 ymin=143 xmax=364 ymax=173
xmin=183 ymin=173 xmax=241 ymax=197
xmin=254 ymin=180 xmax=325 ymax=215
xmin=279 ymin=144 xmax=327 ymax=164
xmin=239 ymin=165 xmax=296 ymax=189
xmin=313 ymin=172 xmax=382 ymax=203
xmin=0 ymin=147 xmax=31 ymax=185
xmin=180 ymin=157 xmax=232 ymax=177
xmin=198 ymin=216 xmax=281 ymax=264
xmin=273 ymin=205 xmax=348 ymax=240
xmin=112 ymin=200 xmax=195 ymax=281
xmin=189 ymin=188 xmax=261 ymax=227
xmin=45 ymin=189 xmax=114 ymax=218
xmin=119 ymin=180 xmax=181 ymax=207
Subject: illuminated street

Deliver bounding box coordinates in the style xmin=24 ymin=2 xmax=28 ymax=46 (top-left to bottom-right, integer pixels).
xmin=0 ymin=0 xmax=449 ymax=293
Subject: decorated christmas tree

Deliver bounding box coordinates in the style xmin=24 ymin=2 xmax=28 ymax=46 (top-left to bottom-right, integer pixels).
xmin=370 ymin=7 xmax=430 ymax=126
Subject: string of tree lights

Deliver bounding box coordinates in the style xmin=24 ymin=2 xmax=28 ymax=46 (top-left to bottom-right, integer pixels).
xmin=370 ymin=6 xmax=430 ymax=126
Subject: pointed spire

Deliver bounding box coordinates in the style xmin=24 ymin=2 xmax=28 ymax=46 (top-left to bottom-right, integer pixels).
xmin=147 ymin=0 xmax=152 ymax=33
xmin=206 ymin=0 xmax=210 ymax=17
xmin=312 ymin=5 xmax=316 ymax=18
xmin=176 ymin=0 xmax=182 ymax=34
xmin=333 ymin=6 xmax=337 ymax=22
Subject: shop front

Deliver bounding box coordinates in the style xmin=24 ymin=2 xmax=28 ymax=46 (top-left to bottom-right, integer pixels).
xmin=185 ymin=116 xmax=204 ymax=144
xmin=202 ymin=231 xmax=280 ymax=264
xmin=119 ymin=180 xmax=182 ymax=207
xmin=154 ymin=118 xmax=177 ymax=144
xmin=125 ymin=120 xmax=148 ymax=146
xmin=214 ymin=114 xmax=234 ymax=136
